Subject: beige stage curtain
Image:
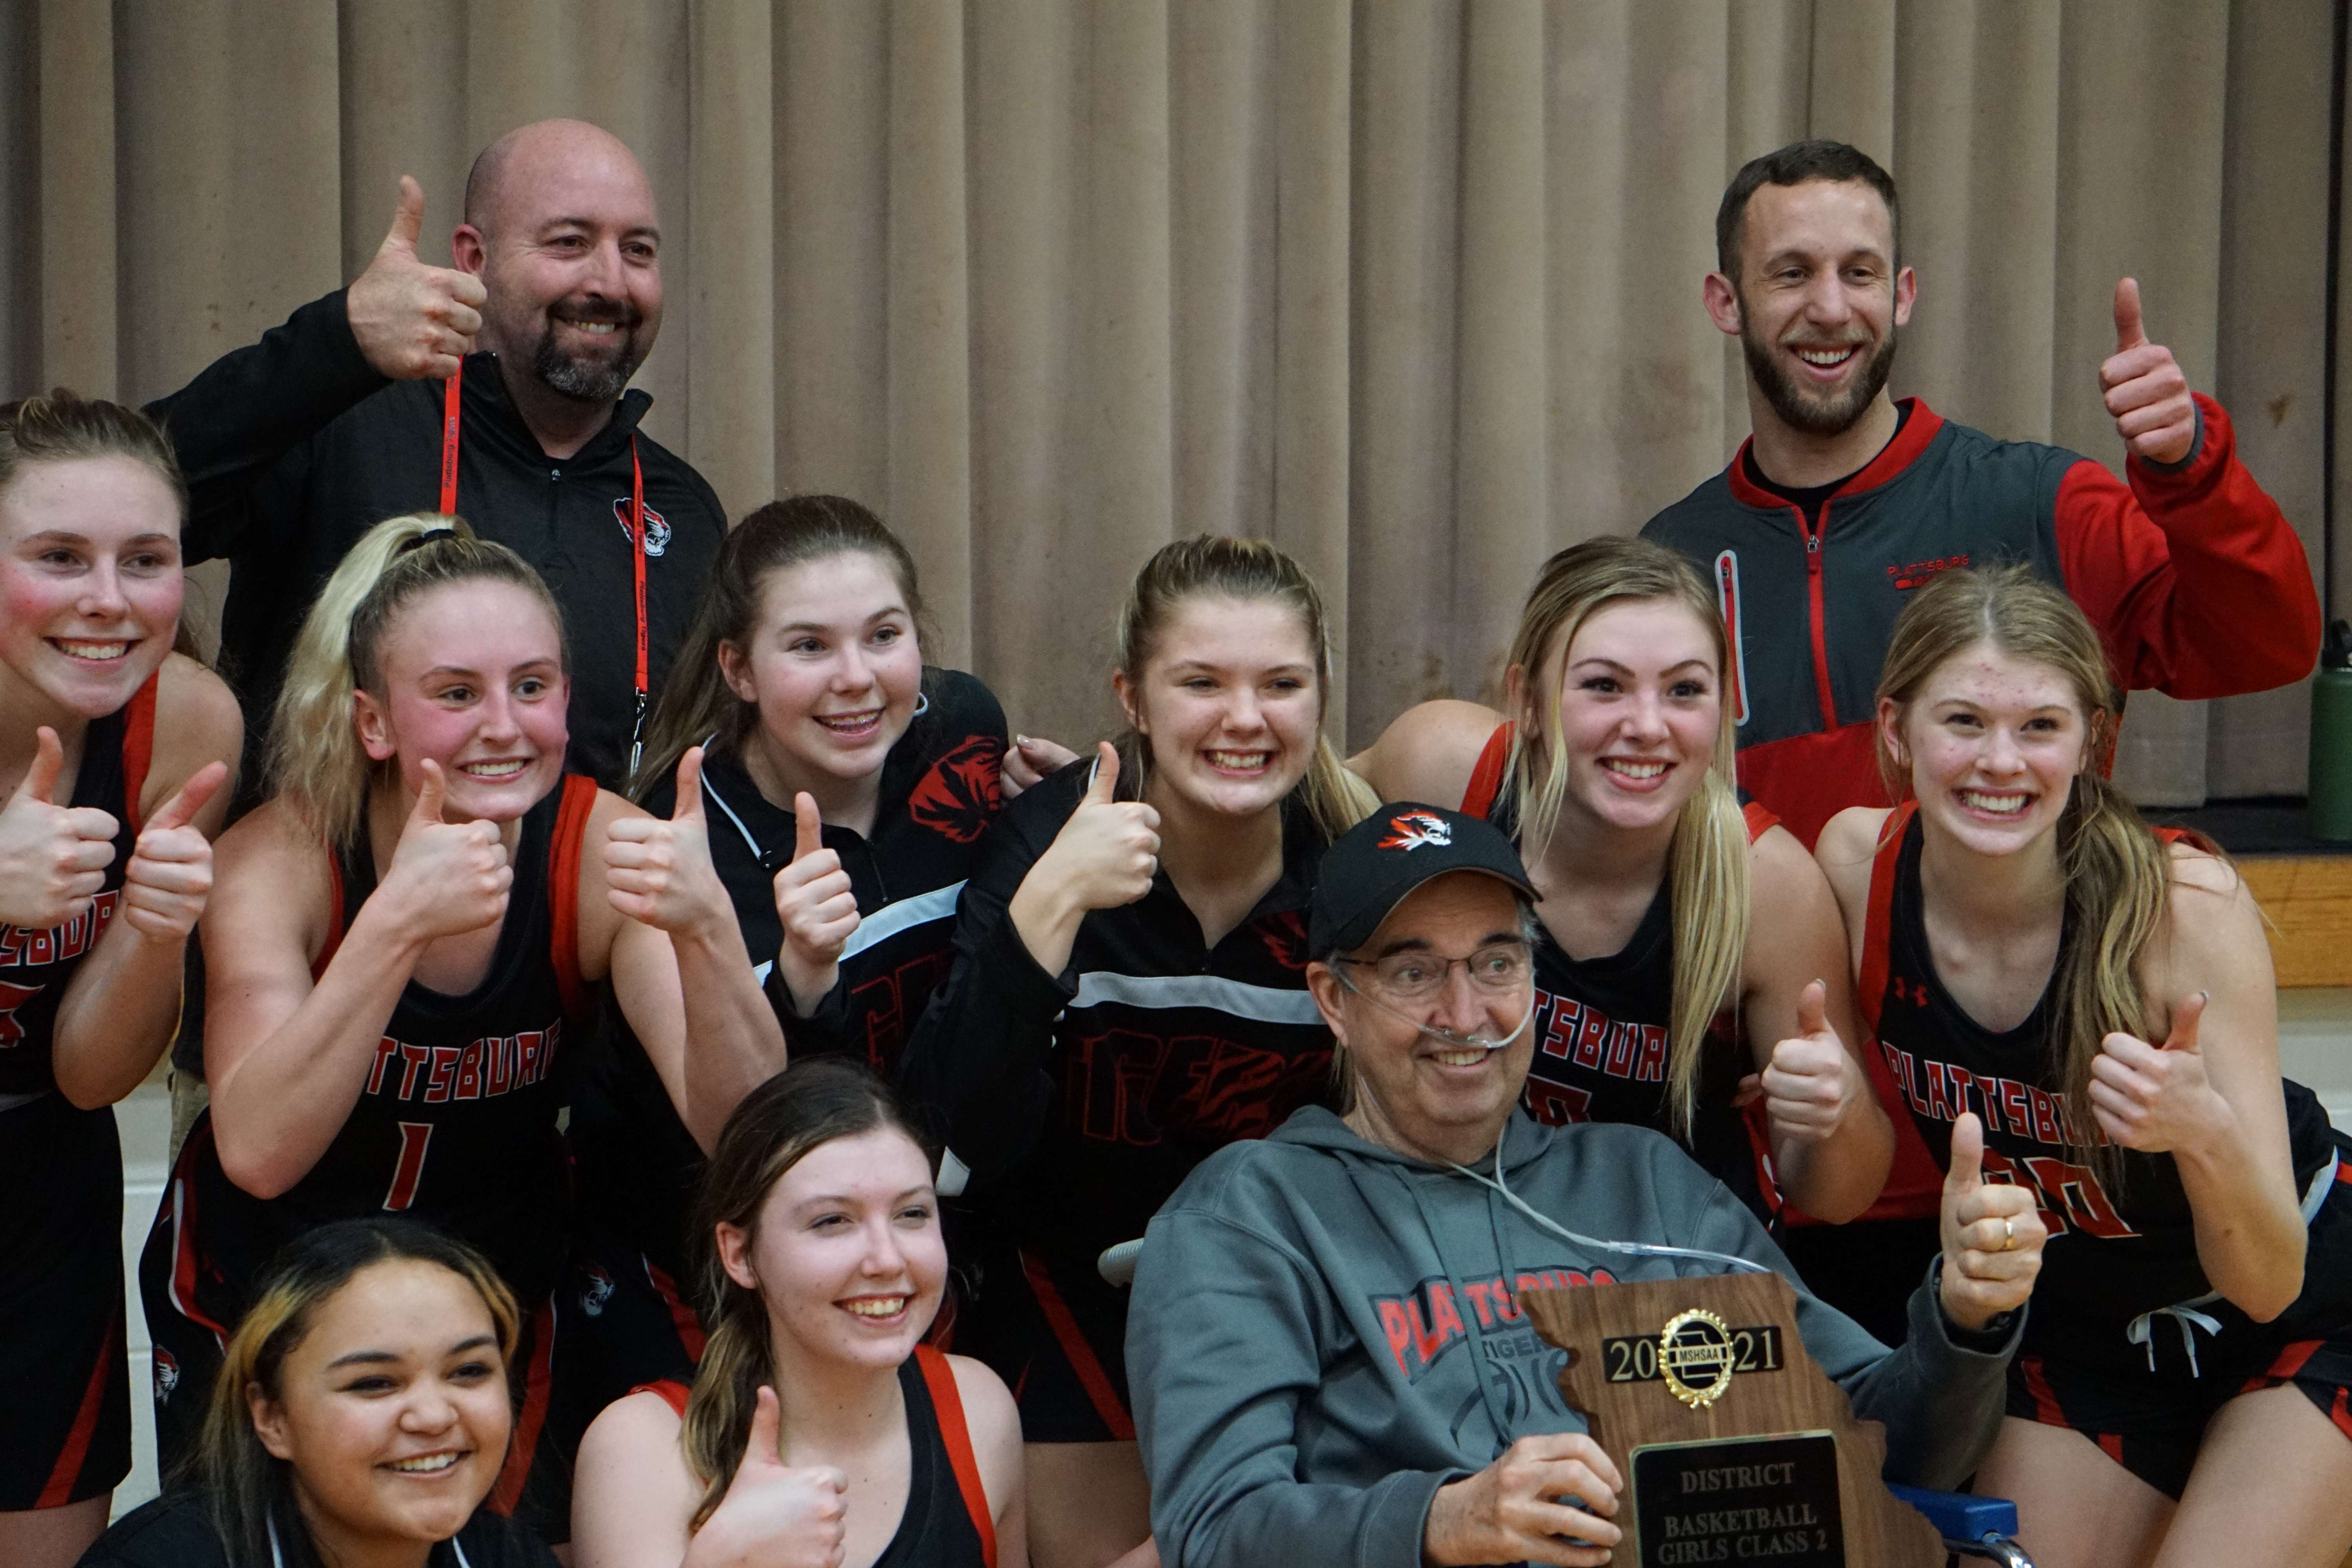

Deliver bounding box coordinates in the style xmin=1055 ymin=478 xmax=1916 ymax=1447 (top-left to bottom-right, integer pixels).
xmin=0 ymin=0 xmax=2339 ymax=803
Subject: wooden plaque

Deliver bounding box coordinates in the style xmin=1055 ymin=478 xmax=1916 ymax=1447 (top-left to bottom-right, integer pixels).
xmin=1521 ymin=1272 xmax=1940 ymax=1568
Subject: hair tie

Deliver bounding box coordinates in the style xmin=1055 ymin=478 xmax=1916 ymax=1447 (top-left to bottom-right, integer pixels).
xmin=397 ymin=526 xmax=459 ymax=556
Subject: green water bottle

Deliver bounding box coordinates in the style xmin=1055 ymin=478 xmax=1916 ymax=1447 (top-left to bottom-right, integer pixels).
xmin=2310 ymin=620 xmax=2352 ymax=840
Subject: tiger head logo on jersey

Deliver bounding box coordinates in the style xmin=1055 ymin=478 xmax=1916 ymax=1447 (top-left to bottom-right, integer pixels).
xmin=908 ymin=734 xmax=1004 ymax=844
xmin=614 ymin=496 xmax=673 ymax=557
xmin=1378 ymin=811 xmax=1452 ymax=852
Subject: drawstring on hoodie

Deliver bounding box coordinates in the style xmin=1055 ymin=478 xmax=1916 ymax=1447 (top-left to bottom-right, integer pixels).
xmin=1451 ymin=1123 xmax=1775 ymax=1278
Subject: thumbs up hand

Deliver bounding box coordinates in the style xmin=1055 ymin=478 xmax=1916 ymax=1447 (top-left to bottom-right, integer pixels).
xmin=1748 ymin=979 xmax=1863 ymax=1145
xmin=0 ymin=727 xmax=121 ymax=929
xmin=345 ymin=176 xmax=488 ymax=381
xmin=1937 ymin=1111 xmax=2045 ymax=1332
xmin=606 ymin=747 xmax=735 ymax=938
xmin=696 ymin=1386 xmax=850 ymax=1568
xmin=2100 ymin=278 xmax=2196 ymax=466
xmin=1034 ymin=743 xmax=1161 ymax=915
xmin=118 ymin=762 xmax=228 ymax=942
xmin=2090 ymin=991 xmax=2226 ymax=1154
xmin=380 ymin=759 xmax=512 ymax=942
xmin=771 ymin=792 xmax=859 ymax=1015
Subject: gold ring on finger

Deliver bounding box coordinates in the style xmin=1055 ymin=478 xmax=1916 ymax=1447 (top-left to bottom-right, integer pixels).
xmin=2000 ymin=1216 xmax=2016 ymax=1252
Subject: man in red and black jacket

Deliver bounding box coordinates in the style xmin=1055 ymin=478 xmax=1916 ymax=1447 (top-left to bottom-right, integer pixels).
xmin=1643 ymin=139 xmax=2319 ymax=854
xmin=1643 ymin=140 xmax=2320 ymax=1342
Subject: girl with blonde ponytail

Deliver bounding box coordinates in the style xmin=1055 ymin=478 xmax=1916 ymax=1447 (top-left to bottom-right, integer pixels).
xmin=138 ymin=513 xmax=785 ymax=1542
xmin=895 ymin=534 xmax=1373 ymax=1568
xmin=1815 ymin=563 xmax=2352 ymax=1566
xmin=572 ymin=1058 xmax=1024 ymax=1568
xmin=1353 ymin=535 xmax=1893 ymax=1230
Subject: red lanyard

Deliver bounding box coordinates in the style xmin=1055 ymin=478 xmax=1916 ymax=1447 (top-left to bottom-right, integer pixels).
xmin=441 ymin=362 xmax=650 ymax=775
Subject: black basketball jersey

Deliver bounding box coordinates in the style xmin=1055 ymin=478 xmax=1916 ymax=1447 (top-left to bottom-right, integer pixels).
xmin=160 ymin=775 xmax=595 ymax=1323
xmin=0 ymin=673 xmax=156 ymax=1098
xmin=637 ymin=1345 xmax=996 ymax=1568
xmin=1460 ymin=721 xmax=1776 ymax=1210
xmin=1862 ymin=802 xmax=2337 ymax=1325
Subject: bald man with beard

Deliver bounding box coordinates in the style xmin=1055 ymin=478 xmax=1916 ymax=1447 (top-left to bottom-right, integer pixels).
xmin=150 ymin=118 xmax=726 ymax=795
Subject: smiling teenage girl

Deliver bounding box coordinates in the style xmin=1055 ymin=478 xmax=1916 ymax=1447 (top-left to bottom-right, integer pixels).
xmin=1816 ymin=565 xmax=2352 ymax=1567
xmin=86 ymin=1219 xmax=558 ymax=1568
xmin=138 ymin=516 xmax=782 ymax=1538
xmin=897 ymin=535 xmax=1374 ymax=1568
xmin=0 ymin=393 xmax=241 ymax=1568
xmin=1351 ymin=536 xmax=1891 ymax=1230
xmin=570 ymin=494 xmax=1011 ymax=1414
xmin=572 ymin=1058 xmax=1022 ymax=1568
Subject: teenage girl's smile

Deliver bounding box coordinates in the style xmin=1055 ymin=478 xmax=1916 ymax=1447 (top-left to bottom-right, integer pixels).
xmin=1537 ymin=597 xmax=1721 ymax=833
xmin=1884 ymin=642 xmax=2083 ymax=853
xmin=837 ymin=1291 xmax=913 ymax=1326
xmin=1117 ymin=595 xmax=1319 ymax=819
xmin=0 ymin=454 xmax=185 ymax=720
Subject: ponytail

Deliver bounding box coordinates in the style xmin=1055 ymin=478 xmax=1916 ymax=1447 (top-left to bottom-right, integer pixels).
xmin=267 ymin=514 xmax=564 ymax=846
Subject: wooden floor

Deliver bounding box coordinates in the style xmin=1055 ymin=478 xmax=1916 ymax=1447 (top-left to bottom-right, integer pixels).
xmin=2242 ymin=857 xmax=2352 ymax=987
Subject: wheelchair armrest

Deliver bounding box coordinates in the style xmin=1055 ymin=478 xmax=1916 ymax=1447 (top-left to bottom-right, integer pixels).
xmin=1886 ymin=1483 xmax=2020 ymax=1543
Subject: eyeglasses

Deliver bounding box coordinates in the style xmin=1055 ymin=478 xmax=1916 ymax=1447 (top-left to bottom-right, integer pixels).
xmin=1336 ymin=942 xmax=1533 ymax=1002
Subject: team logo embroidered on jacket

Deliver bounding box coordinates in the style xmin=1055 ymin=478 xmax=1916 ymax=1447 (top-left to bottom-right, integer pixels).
xmin=907 ymin=735 xmax=1005 ymax=843
xmin=614 ymin=496 xmax=673 ymax=557
xmin=1885 ymin=552 xmax=1969 ymax=591
xmin=1378 ymin=811 xmax=1451 ymax=851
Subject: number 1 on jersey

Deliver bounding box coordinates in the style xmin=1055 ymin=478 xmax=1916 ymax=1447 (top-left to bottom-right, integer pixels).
xmin=385 ymin=1121 xmax=434 ymax=1210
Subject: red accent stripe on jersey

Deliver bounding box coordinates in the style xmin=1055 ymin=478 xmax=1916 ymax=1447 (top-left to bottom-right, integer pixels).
xmin=1461 ymin=723 xmax=1513 ymax=819
xmin=2332 ymin=1385 xmax=2352 ymax=1444
xmin=2096 ymin=1432 xmax=2125 ymax=1466
xmin=549 ymin=775 xmax=598 ymax=1023
xmin=642 ymin=1256 xmax=708 ymax=1361
xmin=1740 ymin=798 xmax=1779 ymax=842
xmin=312 ymin=850 xmax=348 ymax=983
xmin=120 ymin=668 xmax=160 ymax=835
xmin=916 ymin=1344 xmax=1000 ymax=1568
xmin=2262 ymin=1339 xmax=2322 ymax=1383
xmin=1017 ymin=1250 xmax=1134 ymax=1441
xmin=166 ymin=1135 xmax=232 ymax=1347
xmin=2017 ymin=1355 xmax=2067 ymax=1427
xmin=1854 ymin=802 xmax=1916 ymax=1038
xmin=36 ymin=1305 xmax=118 ymax=1507
xmin=631 ymin=1378 xmax=690 ymax=1419
xmin=490 ymin=1299 xmax=557 ymax=1515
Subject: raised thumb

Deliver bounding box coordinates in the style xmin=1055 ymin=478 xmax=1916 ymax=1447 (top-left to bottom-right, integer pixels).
xmin=16 ymin=726 xmax=63 ymax=806
xmin=2113 ymin=277 xmax=2147 ymax=353
xmin=1797 ymin=978 xmax=1830 ymax=1039
xmin=381 ymin=175 xmax=426 ymax=259
xmin=792 ymin=792 xmax=823 ymax=861
xmin=746 ymin=1384 xmax=784 ymax=1465
xmin=1085 ymin=740 xmax=1121 ymax=805
xmin=671 ymin=746 xmax=706 ymax=822
xmin=1947 ymin=1110 xmax=1985 ymax=1193
xmin=410 ymin=758 xmax=447 ymax=826
xmin=146 ymin=760 xmax=229 ymax=835
xmin=2165 ymin=990 xmax=2208 ymax=1053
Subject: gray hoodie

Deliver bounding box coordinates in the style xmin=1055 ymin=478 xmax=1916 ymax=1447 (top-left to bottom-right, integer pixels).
xmin=1129 ymin=1107 xmax=2017 ymax=1568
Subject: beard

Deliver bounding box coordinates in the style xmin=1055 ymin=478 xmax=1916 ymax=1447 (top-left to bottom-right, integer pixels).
xmin=526 ymin=299 xmax=648 ymax=404
xmin=1739 ymin=302 xmax=1899 ymax=438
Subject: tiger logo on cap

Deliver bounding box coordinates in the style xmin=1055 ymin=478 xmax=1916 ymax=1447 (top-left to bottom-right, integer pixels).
xmin=1377 ymin=811 xmax=1451 ymax=851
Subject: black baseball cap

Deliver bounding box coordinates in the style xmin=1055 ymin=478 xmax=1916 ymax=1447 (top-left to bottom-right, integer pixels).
xmin=1310 ymin=803 xmax=1539 ymax=960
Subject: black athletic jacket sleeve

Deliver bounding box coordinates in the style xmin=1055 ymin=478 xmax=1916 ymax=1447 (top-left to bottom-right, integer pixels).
xmin=144 ymin=290 xmax=389 ymax=565
xmin=894 ymin=762 xmax=1089 ymax=1180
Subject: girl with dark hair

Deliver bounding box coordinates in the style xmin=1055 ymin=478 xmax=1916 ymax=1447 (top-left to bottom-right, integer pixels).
xmin=0 ymin=390 xmax=241 ymax=1568
xmin=1350 ymin=536 xmax=1895 ymax=1263
xmin=897 ymin=535 xmax=1376 ymax=1568
xmin=83 ymin=1218 xmax=557 ymax=1568
xmin=568 ymin=494 xmax=1024 ymax=1412
xmin=137 ymin=514 xmax=783 ymax=1539
xmin=570 ymin=1058 xmax=1023 ymax=1568
xmin=1816 ymin=564 xmax=2352 ymax=1566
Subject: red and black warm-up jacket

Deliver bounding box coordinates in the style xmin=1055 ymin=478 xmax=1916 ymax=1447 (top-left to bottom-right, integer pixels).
xmin=1641 ymin=395 xmax=2320 ymax=851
